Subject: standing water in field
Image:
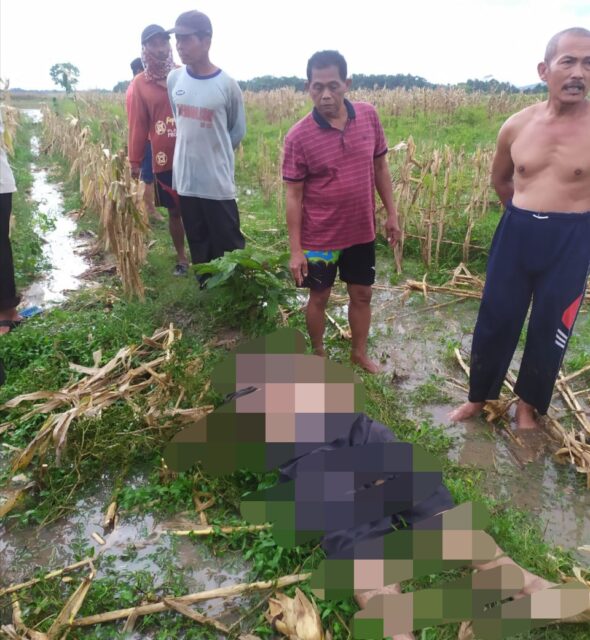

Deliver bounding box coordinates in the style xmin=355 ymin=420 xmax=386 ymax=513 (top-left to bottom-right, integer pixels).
xmin=19 ymin=108 xmax=89 ymax=309
xmin=369 ymin=284 xmax=590 ymax=563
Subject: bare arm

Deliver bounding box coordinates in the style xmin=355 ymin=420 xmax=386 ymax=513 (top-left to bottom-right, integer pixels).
xmin=285 ymin=180 xmax=307 ymax=285
xmin=491 ymin=120 xmax=516 ymax=207
xmin=374 ymin=153 xmax=401 ymax=246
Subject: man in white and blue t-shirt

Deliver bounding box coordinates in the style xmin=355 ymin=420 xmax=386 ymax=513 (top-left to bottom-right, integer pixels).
xmin=166 ymin=10 xmax=246 ymax=287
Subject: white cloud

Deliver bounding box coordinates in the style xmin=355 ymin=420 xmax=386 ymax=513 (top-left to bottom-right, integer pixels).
xmin=0 ymin=0 xmax=587 ymax=90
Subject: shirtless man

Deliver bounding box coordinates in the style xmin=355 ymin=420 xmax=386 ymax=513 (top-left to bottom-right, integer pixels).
xmin=451 ymin=27 xmax=590 ymax=429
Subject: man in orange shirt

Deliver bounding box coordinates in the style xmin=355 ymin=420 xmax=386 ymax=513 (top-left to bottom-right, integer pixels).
xmin=126 ymin=57 xmax=162 ymax=223
xmin=127 ymin=24 xmax=188 ymax=275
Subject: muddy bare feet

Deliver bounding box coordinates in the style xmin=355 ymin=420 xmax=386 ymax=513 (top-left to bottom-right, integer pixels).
xmin=351 ymin=351 xmax=382 ymax=374
xmin=448 ymin=401 xmax=484 ymax=422
xmin=515 ymin=400 xmax=539 ymax=430
xmin=355 ymin=584 xmax=415 ymax=640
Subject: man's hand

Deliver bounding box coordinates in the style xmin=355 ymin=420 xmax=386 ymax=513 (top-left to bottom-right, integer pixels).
xmin=385 ymin=213 xmax=402 ymax=248
xmin=289 ymin=250 xmax=308 ymax=286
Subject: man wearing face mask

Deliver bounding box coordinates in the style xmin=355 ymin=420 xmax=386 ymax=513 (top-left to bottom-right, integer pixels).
xmin=127 ymin=24 xmax=189 ymax=276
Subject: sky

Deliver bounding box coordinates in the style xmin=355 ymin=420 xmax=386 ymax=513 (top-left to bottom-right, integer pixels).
xmin=1 ymin=0 xmax=589 ymax=91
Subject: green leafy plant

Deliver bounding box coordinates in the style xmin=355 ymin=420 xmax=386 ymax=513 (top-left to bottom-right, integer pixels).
xmin=194 ymin=247 xmax=296 ymax=331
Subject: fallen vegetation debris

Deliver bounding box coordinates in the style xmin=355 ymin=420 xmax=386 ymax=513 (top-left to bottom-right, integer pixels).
xmin=0 ymin=559 xmax=94 ymax=598
xmin=69 ymin=573 xmax=311 ymax=629
xmin=454 ymin=349 xmax=590 ymax=487
xmin=0 ymin=325 xmax=213 ymax=516
xmin=164 ymin=524 xmax=272 ymax=536
xmin=265 ymin=587 xmax=331 ymax=640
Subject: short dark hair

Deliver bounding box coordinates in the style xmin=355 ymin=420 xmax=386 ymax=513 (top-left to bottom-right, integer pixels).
xmin=544 ymin=27 xmax=590 ymax=63
xmin=130 ymin=57 xmax=144 ymax=76
xmin=306 ymin=50 xmax=347 ymax=82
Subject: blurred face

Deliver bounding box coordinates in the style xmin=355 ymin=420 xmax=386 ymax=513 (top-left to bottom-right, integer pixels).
xmin=175 ymin=33 xmax=210 ymax=67
xmin=307 ymin=65 xmax=351 ymax=120
xmin=233 ymin=354 xmax=359 ymax=416
xmin=538 ymin=34 xmax=590 ymax=103
xmin=144 ymin=34 xmax=171 ymax=61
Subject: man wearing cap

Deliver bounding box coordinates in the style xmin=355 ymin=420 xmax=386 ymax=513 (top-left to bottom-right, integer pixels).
xmin=127 ymin=24 xmax=189 ymax=276
xmin=166 ymin=10 xmax=246 ymax=287
xmin=126 ymin=57 xmax=162 ymax=223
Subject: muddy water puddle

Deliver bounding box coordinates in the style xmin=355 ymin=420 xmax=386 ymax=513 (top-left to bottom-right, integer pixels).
xmin=0 ymin=475 xmax=250 ymax=623
xmin=19 ymin=109 xmax=91 ymax=309
xmin=365 ymin=282 xmax=589 ymax=563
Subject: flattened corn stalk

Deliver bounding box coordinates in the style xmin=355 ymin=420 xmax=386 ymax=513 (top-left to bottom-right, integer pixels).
xmin=0 ymin=326 xmax=211 ymax=482
xmin=41 ymin=106 xmax=148 ymax=299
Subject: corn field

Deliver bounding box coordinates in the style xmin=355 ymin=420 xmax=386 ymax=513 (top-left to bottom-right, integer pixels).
xmin=40 ymin=87 xmax=539 ymax=277
xmin=42 ymin=106 xmax=149 ymax=299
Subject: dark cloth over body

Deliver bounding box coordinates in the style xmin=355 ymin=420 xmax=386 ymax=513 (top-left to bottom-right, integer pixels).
xmin=469 ymin=203 xmax=590 ymax=414
xmin=278 ymin=413 xmax=455 ymax=558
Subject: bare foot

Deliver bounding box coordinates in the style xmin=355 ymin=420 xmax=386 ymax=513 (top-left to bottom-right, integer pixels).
xmin=312 ymin=347 xmax=326 ymax=357
xmin=355 ymin=584 xmax=415 ymax=640
xmin=0 ymin=310 xmax=23 ymax=336
xmin=351 ymin=351 xmax=382 ymax=374
xmin=515 ymin=400 xmax=539 ymax=430
xmin=448 ymin=401 xmax=484 ymax=422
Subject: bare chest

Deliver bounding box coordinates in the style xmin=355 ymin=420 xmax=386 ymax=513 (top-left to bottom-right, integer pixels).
xmin=511 ymin=119 xmax=590 ymax=180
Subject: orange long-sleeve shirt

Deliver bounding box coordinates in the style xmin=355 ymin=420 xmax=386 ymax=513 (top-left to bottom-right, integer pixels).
xmin=127 ymin=72 xmax=176 ymax=174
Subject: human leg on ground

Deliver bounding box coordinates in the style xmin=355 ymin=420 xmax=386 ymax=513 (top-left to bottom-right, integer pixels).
xmin=167 ymin=207 xmax=189 ymax=268
xmin=514 ymin=213 xmax=590 ymax=423
xmin=451 ymin=209 xmax=533 ymax=421
xmin=306 ymin=287 xmax=331 ymax=356
xmin=155 ymin=172 xmax=188 ymax=271
xmin=0 ymin=193 xmax=22 ymax=335
xmin=347 ymin=283 xmax=380 ymax=373
xmin=204 ymin=198 xmax=245 ymax=261
xmin=142 ymin=182 xmax=163 ymax=221
xmin=338 ymin=241 xmax=379 ymax=373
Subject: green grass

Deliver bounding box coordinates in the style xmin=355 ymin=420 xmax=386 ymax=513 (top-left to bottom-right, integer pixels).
xmin=1 ymin=95 xmax=588 ymax=640
xmin=9 ymin=116 xmax=47 ymax=289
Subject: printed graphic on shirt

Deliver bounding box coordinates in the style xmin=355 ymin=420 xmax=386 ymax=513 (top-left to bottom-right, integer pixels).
xmin=155 ymin=151 xmax=168 ymax=166
xmin=177 ymin=104 xmax=214 ymax=129
xmin=154 ymin=118 xmax=176 ymax=138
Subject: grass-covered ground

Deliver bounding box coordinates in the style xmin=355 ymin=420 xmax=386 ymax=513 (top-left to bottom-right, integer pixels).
xmin=0 ymin=96 xmax=588 ymax=639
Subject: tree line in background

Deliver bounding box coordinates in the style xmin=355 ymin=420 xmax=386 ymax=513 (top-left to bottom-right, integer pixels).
xmin=9 ymin=65 xmax=547 ymax=95
xmin=111 ymin=73 xmax=546 ymax=94
xmin=233 ymin=74 xmax=546 ymax=94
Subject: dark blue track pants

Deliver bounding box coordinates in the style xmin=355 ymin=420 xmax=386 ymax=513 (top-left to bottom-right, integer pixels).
xmin=469 ymin=202 xmax=590 ymax=415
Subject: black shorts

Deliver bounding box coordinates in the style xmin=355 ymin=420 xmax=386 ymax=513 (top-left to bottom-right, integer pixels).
xmin=178 ymin=195 xmax=245 ymax=265
xmin=154 ymin=170 xmax=179 ymax=210
xmin=302 ymin=241 xmax=376 ymax=290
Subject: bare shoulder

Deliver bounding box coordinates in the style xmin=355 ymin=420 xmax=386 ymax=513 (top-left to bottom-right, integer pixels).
xmin=498 ymin=103 xmax=542 ymax=143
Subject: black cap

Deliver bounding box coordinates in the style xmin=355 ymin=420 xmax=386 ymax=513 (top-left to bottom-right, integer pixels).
xmin=167 ymin=11 xmax=212 ymax=37
xmin=141 ymin=24 xmax=170 ymax=45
